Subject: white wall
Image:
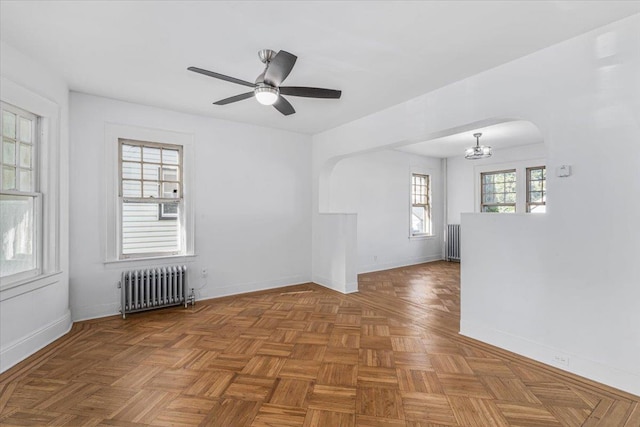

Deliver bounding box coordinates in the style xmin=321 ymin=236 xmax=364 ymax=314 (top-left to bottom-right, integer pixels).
xmin=69 ymin=93 xmax=312 ymax=321
xmin=447 ymin=143 xmax=546 ymax=223
xmin=330 ymin=150 xmax=444 ymax=273
xmin=312 ymin=15 xmax=640 ymax=395
xmin=0 ymin=42 xmax=71 ymax=371
xmin=312 ymin=213 xmax=357 ymax=293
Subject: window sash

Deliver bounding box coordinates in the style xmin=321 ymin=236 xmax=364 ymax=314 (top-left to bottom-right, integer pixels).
xmin=1 ymin=103 xmax=38 ymax=194
xmin=118 ymin=139 xmax=184 ymax=259
xmin=1 ymin=102 xmax=41 ymax=281
xmin=526 ymin=166 xmax=546 ymax=213
xmin=119 ymin=139 xmax=183 ymax=200
xmin=481 ymin=169 xmax=517 ymax=213
xmin=0 ymin=192 xmax=42 ymax=280
xmin=411 ymin=173 xmax=431 ymax=235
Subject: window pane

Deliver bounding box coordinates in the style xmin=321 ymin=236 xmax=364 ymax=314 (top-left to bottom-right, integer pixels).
xmin=19 ymin=169 xmax=32 ymax=192
xmin=530 ymin=180 xmax=542 ymax=191
xmin=530 ymin=191 xmax=543 ymax=202
xmin=122 ymin=161 xmax=141 ymax=180
xmin=143 ymin=181 xmax=159 ymax=198
xmin=162 ymin=148 xmax=179 ymax=165
xmin=122 ymin=202 xmax=180 ymax=255
xmin=412 ymin=206 xmax=426 ymax=234
xmin=0 ymin=194 xmax=35 ymax=277
xmin=19 ymin=118 xmax=32 ymax=143
xmin=2 ymin=111 xmax=16 ymax=138
xmin=3 ymin=139 xmax=16 ymax=164
xmin=162 ymin=166 xmax=178 ymax=181
xmin=530 ymin=169 xmax=542 ymax=180
xmin=143 ymin=163 xmax=159 ymax=181
xmin=505 ymin=193 xmax=516 ymax=203
xmin=121 ymin=144 xmax=141 ymax=162
xmin=122 ymin=180 xmax=141 ymax=197
xmin=2 ymin=165 xmax=16 ymax=190
xmin=505 ymin=172 xmax=516 ymax=182
xmin=143 ymin=146 xmax=161 ymax=163
xmin=19 ymin=144 xmax=31 ymax=168
xmin=162 ymin=182 xmax=179 ymax=198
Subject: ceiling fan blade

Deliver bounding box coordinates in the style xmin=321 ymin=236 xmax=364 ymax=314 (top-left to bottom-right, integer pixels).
xmin=188 ymin=66 xmax=255 ymax=88
xmin=263 ymin=51 xmax=297 ymax=86
xmin=213 ymin=92 xmax=255 ymax=105
xmin=279 ymin=86 xmax=342 ymax=99
xmin=273 ymin=96 xmax=296 ymax=116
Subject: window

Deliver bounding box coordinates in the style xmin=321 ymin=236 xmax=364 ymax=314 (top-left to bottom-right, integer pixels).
xmin=411 ymin=173 xmax=431 ymax=235
xmin=1 ymin=102 xmax=40 ymax=280
xmin=527 ymin=166 xmax=546 ymax=213
xmin=119 ymin=139 xmax=183 ymax=258
xmin=481 ymin=169 xmax=516 ymax=213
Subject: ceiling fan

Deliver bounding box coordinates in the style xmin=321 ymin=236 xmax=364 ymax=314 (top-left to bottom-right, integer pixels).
xmin=188 ymin=49 xmax=341 ymax=116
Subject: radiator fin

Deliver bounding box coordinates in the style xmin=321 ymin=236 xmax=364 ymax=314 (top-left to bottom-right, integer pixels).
xmin=121 ymin=265 xmax=188 ymax=318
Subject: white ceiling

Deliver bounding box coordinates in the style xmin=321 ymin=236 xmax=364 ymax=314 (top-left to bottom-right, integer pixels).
xmin=395 ymin=120 xmax=543 ymax=158
xmin=1 ymin=1 xmax=639 ymax=135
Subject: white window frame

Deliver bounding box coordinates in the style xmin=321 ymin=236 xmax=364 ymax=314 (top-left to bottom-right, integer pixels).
xmin=119 ymin=139 xmax=183 ymax=259
xmin=474 ymin=159 xmax=546 ymax=214
xmin=480 ymin=169 xmax=517 ymax=213
xmin=0 ymin=77 xmax=62 ymax=292
xmin=1 ymin=102 xmax=42 ymax=283
xmin=526 ymin=166 xmax=546 ymax=213
xmin=105 ymin=123 xmax=195 ymax=263
xmin=410 ymin=173 xmax=432 ymax=237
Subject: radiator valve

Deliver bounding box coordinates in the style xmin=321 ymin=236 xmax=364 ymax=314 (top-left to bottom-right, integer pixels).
xmin=188 ymin=288 xmax=196 ymax=306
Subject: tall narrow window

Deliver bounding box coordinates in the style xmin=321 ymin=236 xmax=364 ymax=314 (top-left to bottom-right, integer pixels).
xmin=119 ymin=139 xmax=183 ymax=258
xmin=1 ymin=102 xmax=40 ymax=280
xmin=481 ymin=169 xmax=516 ymax=213
xmin=411 ymin=173 xmax=431 ymax=236
xmin=527 ymin=166 xmax=546 ymax=213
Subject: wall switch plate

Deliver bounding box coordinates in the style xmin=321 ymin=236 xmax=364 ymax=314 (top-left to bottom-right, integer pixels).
xmin=201 ymin=268 xmax=208 ymax=278
xmin=556 ymin=165 xmax=572 ymax=177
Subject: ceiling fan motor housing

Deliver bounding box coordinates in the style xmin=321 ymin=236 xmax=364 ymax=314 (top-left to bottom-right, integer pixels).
xmin=258 ymin=49 xmax=277 ymax=64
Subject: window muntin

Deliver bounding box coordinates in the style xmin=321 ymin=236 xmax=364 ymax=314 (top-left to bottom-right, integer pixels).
xmin=119 ymin=139 xmax=183 ymax=258
xmin=411 ymin=173 xmax=431 ymax=235
xmin=527 ymin=166 xmax=546 ymax=213
xmin=1 ymin=102 xmax=40 ymax=279
xmin=481 ymin=169 xmax=516 ymax=213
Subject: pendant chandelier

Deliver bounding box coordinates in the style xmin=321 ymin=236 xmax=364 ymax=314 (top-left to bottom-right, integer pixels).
xmin=465 ymin=132 xmax=492 ymax=160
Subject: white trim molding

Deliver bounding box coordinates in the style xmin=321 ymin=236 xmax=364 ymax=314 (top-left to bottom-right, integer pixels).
xmin=104 ymin=123 xmax=196 ymax=262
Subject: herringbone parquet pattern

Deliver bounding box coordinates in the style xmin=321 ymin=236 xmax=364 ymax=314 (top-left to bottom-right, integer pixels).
xmin=1 ymin=262 xmax=638 ymax=426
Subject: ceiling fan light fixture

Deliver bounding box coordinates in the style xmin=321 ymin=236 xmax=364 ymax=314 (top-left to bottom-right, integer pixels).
xmin=254 ymin=85 xmax=279 ymax=105
xmin=465 ymin=132 xmax=492 ymax=160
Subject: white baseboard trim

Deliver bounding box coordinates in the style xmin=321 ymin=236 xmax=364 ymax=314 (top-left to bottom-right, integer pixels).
xmin=460 ymin=319 xmax=640 ymax=397
xmin=358 ymin=254 xmax=443 ymax=274
xmin=73 ymin=275 xmax=312 ymax=321
xmin=197 ymin=275 xmax=311 ymax=301
xmin=0 ymin=310 xmax=72 ymax=373
xmin=73 ymin=302 xmax=121 ymax=322
xmin=312 ymin=274 xmax=346 ymax=293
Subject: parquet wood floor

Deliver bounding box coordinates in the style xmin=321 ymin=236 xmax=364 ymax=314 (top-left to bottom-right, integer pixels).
xmin=1 ymin=261 xmax=638 ymax=426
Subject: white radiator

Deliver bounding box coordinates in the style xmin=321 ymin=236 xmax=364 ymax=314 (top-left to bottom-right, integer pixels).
xmin=120 ymin=265 xmax=188 ymax=318
xmin=446 ymin=224 xmax=461 ymax=262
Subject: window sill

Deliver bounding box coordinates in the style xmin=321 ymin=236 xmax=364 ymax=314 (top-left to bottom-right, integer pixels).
xmin=409 ymin=234 xmax=436 ymax=240
xmin=104 ymin=253 xmax=198 ymax=268
xmin=0 ymin=271 xmax=63 ymax=302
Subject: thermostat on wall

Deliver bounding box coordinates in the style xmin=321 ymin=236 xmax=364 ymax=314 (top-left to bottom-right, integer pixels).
xmin=556 ymin=165 xmax=572 ymax=177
